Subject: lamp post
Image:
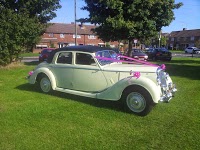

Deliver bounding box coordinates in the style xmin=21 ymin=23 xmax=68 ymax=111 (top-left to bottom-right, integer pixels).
xmin=74 ymin=0 xmax=77 ymax=46
xmin=158 ymin=31 xmax=161 ymax=48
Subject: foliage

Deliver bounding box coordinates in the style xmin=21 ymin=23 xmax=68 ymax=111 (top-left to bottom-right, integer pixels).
xmin=0 ymin=0 xmax=61 ymax=66
xmin=195 ymin=39 xmax=200 ymax=48
xmin=82 ymin=0 xmax=183 ymax=55
xmin=0 ymin=57 xmax=200 ymax=149
xmin=149 ymin=33 xmax=168 ymax=48
xmin=0 ymin=8 xmax=45 ymax=65
xmin=0 ymin=0 xmax=61 ymax=23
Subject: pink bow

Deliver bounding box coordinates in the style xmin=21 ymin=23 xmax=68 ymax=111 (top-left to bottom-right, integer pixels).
xmin=29 ymin=71 xmax=33 ymax=76
xmin=130 ymin=71 xmax=141 ymax=79
xmin=160 ymin=64 xmax=166 ymax=70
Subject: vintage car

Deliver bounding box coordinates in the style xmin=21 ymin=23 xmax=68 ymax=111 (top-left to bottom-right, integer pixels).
xmin=27 ymin=46 xmax=177 ymax=116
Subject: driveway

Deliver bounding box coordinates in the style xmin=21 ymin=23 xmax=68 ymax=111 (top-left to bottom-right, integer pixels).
xmin=21 ymin=57 xmax=38 ymax=62
xmin=172 ymin=53 xmax=200 ymax=58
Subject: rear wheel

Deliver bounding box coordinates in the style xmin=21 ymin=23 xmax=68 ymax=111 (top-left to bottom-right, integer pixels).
xmin=39 ymin=74 xmax=52 ymax=93
xmin=121 ymin=86 xmax=154 ymax=116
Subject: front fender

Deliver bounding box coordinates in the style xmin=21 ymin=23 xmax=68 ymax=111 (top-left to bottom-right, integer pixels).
xmin=97 ymin=76 xmax=161 ymax=103
xmin=28 ymin=68 xmax=56 ymax=90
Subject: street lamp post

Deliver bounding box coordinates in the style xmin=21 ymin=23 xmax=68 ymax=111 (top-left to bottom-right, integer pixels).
xmin=74 ymin=0 xmax=77 ymax=46
xmin=158 ymin=31 xmax=161 ymax=48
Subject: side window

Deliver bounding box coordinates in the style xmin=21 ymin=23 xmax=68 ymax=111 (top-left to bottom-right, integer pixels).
xmin=76 ymin=53 xmax=96 ymax=65
xmin=57 ymin=52 xmax=72 ymax=64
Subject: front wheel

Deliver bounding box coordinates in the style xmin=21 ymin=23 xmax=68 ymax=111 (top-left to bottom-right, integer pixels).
xmin=39 ymin=74 xmax=52 ymax=93
xmin=121 ymin=86 xmax=154 ymax=116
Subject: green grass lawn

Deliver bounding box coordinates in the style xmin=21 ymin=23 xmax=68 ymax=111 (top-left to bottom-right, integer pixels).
xmin=0 ymin=58 xmax=200 ymax=150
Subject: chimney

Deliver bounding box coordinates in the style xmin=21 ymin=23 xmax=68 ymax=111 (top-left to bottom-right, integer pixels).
xmin=183 ymin=28 xmax=187 ymax=30
xmin=79 ymin=23 xmax=85 ymax=29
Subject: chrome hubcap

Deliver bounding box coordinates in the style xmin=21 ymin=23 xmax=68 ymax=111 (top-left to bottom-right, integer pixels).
xmin=40 ymin=78 xmax=51 ymax=92
xmin=126 ymin=92 xmax=146 ymax=112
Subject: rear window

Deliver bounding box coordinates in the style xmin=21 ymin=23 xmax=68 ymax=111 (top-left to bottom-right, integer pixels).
xmin=41 ymin=49 xmax=54 ymax=54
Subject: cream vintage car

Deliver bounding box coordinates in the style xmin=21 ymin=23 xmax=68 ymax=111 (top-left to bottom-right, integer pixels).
xmin=27 ymin=46 xmax=177 ymax=116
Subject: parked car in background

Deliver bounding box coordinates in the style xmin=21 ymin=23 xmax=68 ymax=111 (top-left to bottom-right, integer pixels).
xmin=112 ymin=48 xmax=123 ymax=55
xmin=27 ymin=45 xmax=177 ymax=116
xmin=185 ymin=47 xmax=200 ymax=54
xmin=196 ymin=50 xmax=200 ymax=54
xmin=146 ymin=48 xmax=172 ymax=61
xmin=125 ymin=49 xmax=148 ymax=61
xmin=39 ymin=48 xmax=55 ymax=62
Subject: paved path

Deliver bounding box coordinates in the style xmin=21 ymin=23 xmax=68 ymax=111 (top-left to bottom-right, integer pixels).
xmin=21 ymin=57 xmax=38 ymax=62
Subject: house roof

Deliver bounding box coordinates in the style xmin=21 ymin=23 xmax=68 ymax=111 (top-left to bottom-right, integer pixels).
xmin=170 ymin=29 xmax=200 ymax=37
xmin=46 ymin=23 xmax=96 ymax=35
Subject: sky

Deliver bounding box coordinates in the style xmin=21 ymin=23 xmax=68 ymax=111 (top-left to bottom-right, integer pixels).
xmin=50 ymin=0 xmax=200 ymax=33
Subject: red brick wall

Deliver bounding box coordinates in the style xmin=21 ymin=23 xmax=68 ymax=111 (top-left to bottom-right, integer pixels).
xmin=33 ymin=33 xmax=120 ymax=52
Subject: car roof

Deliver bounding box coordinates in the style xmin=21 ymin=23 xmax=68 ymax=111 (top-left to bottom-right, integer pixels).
xmin=56 ymin=45 xmax=113 ymax=52
xmin=47 ymin=45 xmax=113 ymax=63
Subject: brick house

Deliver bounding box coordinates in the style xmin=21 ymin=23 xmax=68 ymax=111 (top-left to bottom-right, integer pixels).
xmin=34 ymin=23 xmax=119 ymax=53
xmin=167 ymin=28 xmax=200 ymax=50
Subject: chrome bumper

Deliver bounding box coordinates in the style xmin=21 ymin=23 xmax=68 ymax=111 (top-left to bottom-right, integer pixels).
xmin=160 ymin=83 xmax=177 ymax=102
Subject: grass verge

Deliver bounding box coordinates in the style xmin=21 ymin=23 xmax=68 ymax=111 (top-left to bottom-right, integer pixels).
xmin=0 ymin=58 xmax=200 ymax=150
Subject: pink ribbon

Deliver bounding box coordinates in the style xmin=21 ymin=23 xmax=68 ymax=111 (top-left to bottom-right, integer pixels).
xmin=29 ymin=71 xmax=33 ymax=76
xmin=95 ymin=54 xmax=165 ymax=69
xmin=160 ymin=64 xmax=166 ymax=70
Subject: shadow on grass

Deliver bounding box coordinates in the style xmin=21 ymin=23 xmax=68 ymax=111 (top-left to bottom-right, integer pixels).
xmin=150 ymin=58 xmax=200 ymax=80
xmin=164 ymin=60 xmax=200 ymax=80
xmin=16 ymin=83 xmax=126 ymax=114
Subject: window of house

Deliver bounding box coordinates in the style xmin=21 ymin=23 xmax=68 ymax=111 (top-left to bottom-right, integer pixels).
xmin=191 ymin=36 xmax=194 ymax=41
xmin=88 ymin=35 xmax=96 ymax=39
xmin=56 ymin=52 xmax=72 ymax=64
xmin=73 ymin=34 xmax=81 ymax=38
xmin=49 ymin=33 xmax=54 ymax=37
xmin=87 ymin=44 xmax=95 ymax=46
xmin=171 ymin=38 xmax=174 ymax=41
xmin=60 ymin=34 xmax=65 ymax=38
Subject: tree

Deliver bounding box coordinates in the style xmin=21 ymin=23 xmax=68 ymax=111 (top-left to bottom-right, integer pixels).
xmin=0 ymin=0 xmax=61 ymax=65
xmin=148 ymin=32 xmax=168 ymax=48
xmin=0 ymin=0 xmax=61 ymax=23
xmin=195 ymin=39 xmax=200 ymax=48
xmin=82 ymin=0 xmax=183 ymax=55
xmin=0 ymin=8 xmax=45 ymax=65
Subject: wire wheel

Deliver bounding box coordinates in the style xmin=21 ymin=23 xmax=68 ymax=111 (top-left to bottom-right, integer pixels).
xmin=121 ymin=86 xmax=154 ymax=116
xmin=39 ymin=75 xmax=52 ymax=93
xmin=126 ymin=92 xmax=146 ymax=113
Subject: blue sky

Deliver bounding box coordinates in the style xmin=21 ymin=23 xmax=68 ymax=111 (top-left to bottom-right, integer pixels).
xmin=51 ymin=0 xmax=200 ymax=33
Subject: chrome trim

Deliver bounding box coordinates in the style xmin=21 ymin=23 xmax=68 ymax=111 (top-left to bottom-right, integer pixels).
xmin=157 ymin=68 xmax=177 ymax=102
xmin=160 ymin=83 xmax=177 ymax=102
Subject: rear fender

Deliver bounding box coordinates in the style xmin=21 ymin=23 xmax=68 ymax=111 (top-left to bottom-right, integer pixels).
xmin=29 ymin=68 xmax=56 ymax=90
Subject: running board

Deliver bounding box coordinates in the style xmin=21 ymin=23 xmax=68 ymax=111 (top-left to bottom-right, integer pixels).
xmin=55 ymin=87 xmax=97 ymax=98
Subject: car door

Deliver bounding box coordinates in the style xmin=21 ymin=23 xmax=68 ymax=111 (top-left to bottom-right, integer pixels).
xmin=50 ymin=51 xmax=74 ymax=89
xmin=72 ymin=52 xmax=108 ymax=92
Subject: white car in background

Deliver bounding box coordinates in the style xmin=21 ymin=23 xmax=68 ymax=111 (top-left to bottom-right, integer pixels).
xmin=185 ymin=47 xmax=200 ymax=54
